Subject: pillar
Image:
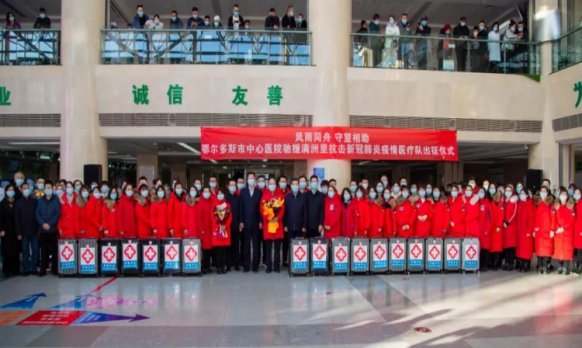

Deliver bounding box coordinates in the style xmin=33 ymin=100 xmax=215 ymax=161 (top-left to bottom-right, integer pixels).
xmin=307 ymin=0 xmax=352 ymax=189
xmin=60 ymin=0 xmax=107 ymax=180
xmin=136 ymin=154 xmax=158 ymax=185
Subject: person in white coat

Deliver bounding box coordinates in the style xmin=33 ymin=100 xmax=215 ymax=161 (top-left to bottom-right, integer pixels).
xmin=382 ymin=15 xmax=400 ymax=68
xmin=487 ymin=22 xmax=501 ymax=73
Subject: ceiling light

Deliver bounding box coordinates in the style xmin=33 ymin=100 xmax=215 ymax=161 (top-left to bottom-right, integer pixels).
xmin=210 ymin=160 xmax=218 ymax=164
xmin=8 ymin=142 xmax=59 ymax=145
xmin=177 ymin=142 xmax=200 ymax=154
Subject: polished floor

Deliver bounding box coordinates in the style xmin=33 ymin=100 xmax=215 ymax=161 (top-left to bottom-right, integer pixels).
xmin=0 ymin=269 xmax=581 ymax=348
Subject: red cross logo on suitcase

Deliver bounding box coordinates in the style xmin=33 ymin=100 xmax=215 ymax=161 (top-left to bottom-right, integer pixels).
xmin=145 ymin=247 xmax=157 ymax=261
xmin=294 ymin=246 xmax=306 ymax=261
xmin=185 ymin=246 xmax=198 ymax=261
xmin=392 ymin=244 xmax=404 ymax=259
xmin=355 ymin=247 xmax=366 ymax=261
xmin=429 ymin=246 xmax=440 ymax=260
xmin=374 ymin=245 xmax=385 ymax=260
xmin=314 ymin=246 xmax=325 ymax=260
xmin=448 ymin=245 xmax=458 ymax=259
xmin=82 ymin=248 xmax=94 ymax=264
xmin=61 ymin=245 xmax=73 ymax=261
xmin=166 ymin=246 xmax=178 ymax=260
xmin=124 ymin=244 xmax=136 ymax=259
xmin=103 ymin=247 xmax=116 ymax=262
xmin=411 ymin=245 xmax=422 ymax=258
xmin=466 ymin=246 xmax=477 ymax=260
xmin=335 ymin=247 xmax=347 ymax=262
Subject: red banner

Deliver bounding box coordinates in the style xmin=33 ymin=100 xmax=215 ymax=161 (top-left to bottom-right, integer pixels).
xmin=201 ymin=127 xmax=458 ymax=161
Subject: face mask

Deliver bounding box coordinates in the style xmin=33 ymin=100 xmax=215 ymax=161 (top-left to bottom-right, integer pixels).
xmin=519 ymin=194 xmax=527 ymax=202
xmin=402 ymin=192 xmax=409 ymax=199
xmin=202 ymin=192 xmax=210 ymax=199
xmin=310 ymin=182 xmax=318 ymax=190
xmin=421 ymin=21 xmax=427 ymax=26
xmin=382 ymin=180 xmax=388 ymax=187
xmin=505 ymin=191 xmax=512 ymax=198
xmin=279 ymin=182 xmax=287 ymax=190
xmin=518 ymin=27 xmax=523 ymax=32
xmin=411 ymin=188 xmax=417 ymax=195
xmin=400 ymin=182 xmax=407 ymax=187
xmin=102 ymin=187 xmax=109 ymax=194
xmin=205 ymin=21 xmax=210 ymax=26
xmin=209 ymin=182 xmax=217 ymax=189
xmin=6 ymin=191 xmax=15 ymax=198
xmin=110 ymin=193 xmax=118 ymax=200
xmin=434 ymin=192 xmax=442 ymax=200
xmin=195 ymin=184 xmax=202 ymax=191
xmin=493 ymin=27 xmax=498 ymax=32
xmin=360 ymin=183 xmax=368 ymax=190
xmin=93 ymin=192 xmax=101 ymax=199
xmin=344 ymin=194 xmax=351 ymax=201
xmin=289 ymin=12 xmax=294 ymax=17
xmin=175 ymin=188 xmax=183 ymax=196
xmin=190 ymin=190 xmax=198 ymax=198
xmin=393 ymin=187 xmax=400 ymax=194
xmin=451 ymin=191 xmax=458 ymax=198
xmin=37 ymin=183 xmax=45 ymax=190
xmin=245 ymin=25 xmax=250 ymax=29
xmin=322 ymin=187 xmax=328 ymax=195
xmin=419 ymin=191 xmax=426 ymax=198
xmin=258 ymin=182 xmax=266 ymax=189
xmin=9 ymin=16 xmax=14 ymax=22
xmin=460 ymin=22 xmax=465 ymax=26
xmin=426 ymin=188 xmax=432 ymax=195
xmin=356 ymin=191 xmax=363 ymax=199
xmin=66 ymin=188 xmax=74 ymax=195
xmin=479 ymin=25 xmax=484 ymax=31
xmin=473 ymin=32 xmax=478 ymax=36
xmin=291 ymin=185 xmax=299 ymax=193
xmin=138 ymin=11 xmax=143 ymax=18
xmin=465 ymin=191 xmax=472 ymax=197
xmin=22 ymin=189 xmax=31 ymax=197
xmin=269 ymin=184 xmax=276 ymax=192
xmin=122 ymin=190 xmax=131 ymax=197
xmin=373 ymin=20 xmax=379 ymax=25
xmin=369 ymin=192 xmax=377 ymax=200
xmin=214 ymin=22 xmax=219 ymax=27
xmin=384 ymin=193 xmax=391 ymax=200
xmin=469 ymin=183 xmax=476 ymax=189
xmin=248 ymin=179 xmax=255 ymax=186
xmin=141 ymin=190 xmax=149 ymax=197
xmin=350 ymin=185 xmax=357 ymax=192
xmin=560 ymin=195 xmax=568 ymax=203
xmin=157 ymin=191 xmax=165 ymax=198
xmin=446 ymin=30 xmax=451 ymax=35
xmin=217 ymin=194 xmax=225 ymax=200
xmin=516 ymin=187 xmax=522 ymax=194
xmin=478 ymin=192 xmax=485 ymax=199
xmin=402 ymin=19 xmax=407 ymax=25
xmin=192 ymin=14 xmax=198 ymax=19
xmin=234 ymin=11 xmax=240 ymax=16
xmin=74 ymin=185 xmax=81 ymax=192
xmin=298 ymin=18 xmax=304 ymax=24
xmin=40 ymin=14 xmax=46 ymax=19
xmin=15 ymin=179 xmax=23 ymax=187
xmin=574 ymin=193 xmax=581 ymax=201
xmin=540 ymin=192 xmax=548 ymax=200
xmin=377 ymin=186 xmax=383 ymax=193
xmin=54 ymin=189 xmax=62 ymax=197
xmin=172 ymin=16 xmax=177 ymax=21
xmin=489 ymin=188 xmax=496 ymax=195
xmin=81 ymin=191 xmax=89 ymax=199
xmin=228 ymin=186 xmax=236 ymax=194
xmin=568 ymin=189 xmax=574 ymax=196
xmin=299 ymin=182 xmax=307 ymax=190
xmin=91 ymin=184 xmax=97 ymax=190
xmin=328 ymin=191 xmax=335 ymax=199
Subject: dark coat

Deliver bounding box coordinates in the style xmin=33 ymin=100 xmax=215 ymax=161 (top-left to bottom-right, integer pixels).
xmin=282 ymin=15 xmax=296 ymax=29
xmin=264 ymin=15 xmax=280 ymax=29
xmin=228 ymin=14 xmax=244 ymax=29
xmin=283 ymin=192 xmax=307 ymax=231
xmin=33 ymin=16 xmax=51 ymax=29
xmin=169 ymin=17 xmax=184 ymax=29
xmin=35 ymin=195 xmax=61 ymax=234
xmin=305 ymin=190 xmax=325 ymax=229
xmin=187 ymin=17 xmax=205 ymax=29
xmin=239 ymin=187 xmax=263 ymax=230
xmin=226 ymin=192 xmax=241 ymax=229
xmin=132 ymin=13 xmax=150 ymax=29
xmin=14 ymin=196 xmax=38 ymax=237
xmin=0 ymin=199 xmax=20 ymax=256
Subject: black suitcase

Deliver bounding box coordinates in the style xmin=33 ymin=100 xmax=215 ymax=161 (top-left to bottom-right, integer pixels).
xmin=350 ymin=237 xmax=370 ymax=275
xmin=389 ymin=238 xmax=407 ymax=273
xmin=100 ymin=239 xmax=120 ymax=276
xmin=289 ymin=238 xmax=309 ymax=277
xmin=181 ymin=238 xmax=202 ymax=276
xmin=121 ymin=239 xmax=140 ymax=276
xmin=77 ymin=239 xmax=99 ymax=277
xmin=444 ymin=238 xmax=462 ymax=272
xmin=58 ymin=239 xmax=77 ymax=277
xmin=310 ymin=237 xmax=328 ymax=276
xmin=141 ymin=238 xmax=161 ymax=277
xmin=330 ymin=237 xmax=350 ymax=276
xmin=162 ymin=238 xmax=181 ymax=275
xmin=407 ymin=238 xmax=425 ymax=274
xmin=369 ymin=238 xmax=389 ymax=274
xmin=425 ymin=238 xmax=444 ymax=273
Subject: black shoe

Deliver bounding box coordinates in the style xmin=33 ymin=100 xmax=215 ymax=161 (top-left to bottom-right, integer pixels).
xmin=243 ymin=269 xmax=250 ymax=273
xmin=22 ymin=272 xmax=29 ymax=277
xmin=266 ymin=268 xmax=272 ymax=274
xmin=202 ymin=269 xmax=208 ymax=274
xmin=38 ymin=272 xmax=46 ymax=277
xmin=505 ymin=266 xmax=514 ymax=272
xmin=252 ymin=269 xmax=259 ymax=273
xmin=542 ymin=267 xmax=548 ymax=275
xmin=282 ymin=262 xmax=289 ymax=268
xmin=480 ymin=267 xmax=489 ymax=272
xmin=207 ymin=268 xmax=214 ymax=274
xmin=275 ymin=268 xmax=281 ymax=273
xmin=234 ymin=266 xmax=241 ymax=272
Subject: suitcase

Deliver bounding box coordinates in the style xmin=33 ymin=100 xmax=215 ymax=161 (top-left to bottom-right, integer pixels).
xmin=141 ymin=238 xmax=161 ymax=277
xmin=289 ymin=238 xmax=309 ymax=277
xmin=407 ymin=238 xmax=425 ymax=274
xmin=425 ymin=238 xmax=444 ymax=272
xmin=310 ymin=237 xmax=328 ymax=276
xmin=444 ymin=238 xmax=462 ymax=272
xmin=162 ymin=238 xmax=181 ymax=276
xmin=389 ymin=238 xmax=407 ymax=273
xmin=350 ymin=238 xmax=370 ymax=275
xmin=77 ymin=239 xmax=99 ymax=277
xmin=100 ymin=239 xmax=120 ymax=276
xmin=369 ymin=238 xmax=389 ymax=274
xmin=181 ymin=238 xmax=202 ymax=276
xmin=462 ymin=238 xmax=480 ymax=273
xmin=121 ymin=239 xmax=140 ymax=276
xmin=330 ymin=237 xmax=350 ymax=276
xmin=58 ymin=239 xmax=77 ymax=277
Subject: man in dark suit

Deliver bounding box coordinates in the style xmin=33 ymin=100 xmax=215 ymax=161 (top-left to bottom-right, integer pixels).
xmin=226 ymin=178 xmax=241 ymax=271
xmin=305 ymin=175 xmax=324 ymax=238
xmin=283 ymin=178 xmax=307 ymax=266
xmin=239 ymin=172 xmax=263 ymax=273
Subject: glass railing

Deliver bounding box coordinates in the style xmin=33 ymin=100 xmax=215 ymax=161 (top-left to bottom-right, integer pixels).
xmin=0 ymin=29 xmax=60 ymax=65
xmin=101 ymin=29 xmax=311 ymax=65
xmin=552 ymin=26 xmax=582 ymax=72
xmin=351 ymin=33 xmax=540 ymax=75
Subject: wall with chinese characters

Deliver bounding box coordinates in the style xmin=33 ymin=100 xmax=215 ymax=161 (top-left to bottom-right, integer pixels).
xmin=0 ymin=67 xmax=62 ymax=114
xmin=547 ymin=63 xmax=582 ymax=119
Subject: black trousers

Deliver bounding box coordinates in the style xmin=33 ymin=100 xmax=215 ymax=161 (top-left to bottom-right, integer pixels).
xmin=202 ymin=248 xmax=212 ymax=270
xmin=214 ymin=247 xmax=228 ymax=271
xmin=282 ymin=232 xmax=290 ymax=264
xmin=456 ymin=48 xmax=468 ymax=72
xmin=539 ymin=256 xmax=551 ymax=269
xmin=264 ymin=239 xmax=282 ymax=270
xmin=480 ymin=249 xmax=489 ymax=269
xmin=228 ymin=227 xmax=240 ymax=269
xmin=242 ymin=227 xmax=260 ymax=271
xmin=504 ymin=247 xmax=516 ymax=267
xmin=40 ymin=233 xmax=57 ymax=275
xmin=307 ymin=228 xmax=321 ymax=238
xmin=489 ymin=252 xmax=502 ymax=268
xmin=575 ymin=249 xmax=582 ymax=266
xmin=2 ymin=254 xmax=20 ymax=276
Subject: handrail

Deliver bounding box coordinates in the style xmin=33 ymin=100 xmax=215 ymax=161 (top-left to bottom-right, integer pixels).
xmin=350 ymin=32 xmax=541 ymax=46
xmin=0 ymin=28 xmax=60 ymax=65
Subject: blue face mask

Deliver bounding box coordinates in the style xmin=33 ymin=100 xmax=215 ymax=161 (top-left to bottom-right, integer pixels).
xmin=91 ymin=184 xmax=97 ymax=190
xmin=214 ymin=22 xmax=219 ymax=27
xmin=138 ymin=12 xmax=143 ymax=18
xmin=202 ymin=192 xmax=210 ymax=199
xmin=172 ymin=16 xmax=177 ymax=21
xmin=393 ymin=187 xmax=400 ymax=194
xmin=110 ymin=193 xmax=118 ymax=200
xmin=493 ymin=27 xmax=499 ymax=32
xmin=328 ymin=191 xmax=335 ymax=199
xmin=344 ymin=194 xmax=351 ymax=201
xmin=101 ymin=187 xmax=109 ymax=194
xmin=217 ymin=194 xmax=225 ymax=200
xmin=299 ymin=182 xmax=307 ymax=190
xmin=141 ymin=190 xmax=149 ymax=197
xmin=75 ymin=185 xmax=82 ymax=192
xmin=40 ymin=14 xmax=46 ymax=19
xmin=369 ymin=192 xmax=377 ymax=200
xmin=465 ymin=191 xmax=472 ymax=198
xmin=322 ymin=187 xmax=328 ymax=195
xmin=6 ymin=191 xmax=15 ymax=198
xmin=377 ymin=187 xmax=384 ymax=193
xmin=568 ymin=189 xmax=574 ymax=196
xmin=9 ymin=16 xmax=14 ymax=22
xmin=356 ymin=191 xmax=363 ymax=199
xmin=248 ymin=179 xmax=255 ymax=187
xmin=489 ymin=188 xmax=496 ymax=195
xmin=518 ymin=27 xmax=523 ymax=32
xmin=516 ymin=187 xmax=522 ymax=194
xmin=158 ymin=191 xmax=165 ymax=198
xmin=421 ymin=21 xmax=427 ymax=26
xmin=540 ymin=192 xmax=548 ymax=200
xmin=298 ymin=18 xmax=303 ymax=23
xmin=574 ymin=193 xmax=581 ymax=201
xmin=389 ymin=20 xmax=394 ymax=25
xmin=350 ymin=185 xmax=357 ymax=192
xmin=237 ymin=183 xmax=245 ymax=190
xmin=311 ymin=182 xmax=318 ymax=190
xmin=382 ymin=180 xmax=388 ymax=187
xmin=402 ymin=192 xmax=409 ymax=199
xmin=451 ymin=191 xmax=458 ymax=198
xmin=195 ymin=184 xmax=202 ymax=191
xmin=234 ymin=11 xmax=240 ymax=16
xmin=190 ymin=190 xmax=198 ymax=198
xmin=478 ymin=192 xmax=485 ymax=199
xmin=22 ymin=189 xmax=31 ymax=197
xmin=291 ymin=185 xmax=299 ymax=193
xmin=37 ymin=183 xmax=45 ymax=190
xmin=411 ymin=188 xmax=417 ymax=195
xmin=402 ymin=19 xmax=407 ymax=25
xmin=505 ymin=191 xmax=512 ymax=198
xmin=228 ymin=186 xmax=236 ymax=194
xmin=192 ymin=14 xmax=198 ymax=19
xmin=426 ymin=188 xmax=432 ymax=195
xmin=209 ymin=182 xmax=217 ymax=189
xmin=205 ymin=20 xmax=210 ymax=26
xmin=82 ymin=192 xmax=90 ymax=199
xmin=384 ymin=193 xmax=390 ymax=200
xmin=55 ymin=189 xmax=63 ymax=197
xmin=269 ymin=184 xmax=276 ymax=192
xmin=175 ymin=188 xmax=183 ymax=196
xmin=15 ymin=178 xmax=23 ymax=187
xmin=93 ymin=192 xmax=101 ymax=200
xmin=279 ymin=182 xmax=287 ymax=190
xmin=66 ymin=187 xmax=74 ymax=195
xmin=258 ymin=182 xmax=266 ymax=189
xmin=419 ymin=191 xmax=426 ymax=198
xmin=125 ymin=190 xmax=133 ymax=197
xmin=433 ymin=191 xmax=440 ymax=199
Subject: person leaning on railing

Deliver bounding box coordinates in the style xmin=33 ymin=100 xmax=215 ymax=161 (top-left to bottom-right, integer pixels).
xmin=5 ymin=12 xmax=21 ymax=29
xmin=487 ymin=22 xmax=501 ymax=73
xmin=33 ymin=7 xmax=51 ymax=29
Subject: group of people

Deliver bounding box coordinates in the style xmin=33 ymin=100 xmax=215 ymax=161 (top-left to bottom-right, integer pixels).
xmin=1 ymin=172 xmax=581 ymax=278
xmin=4 ymin=7 xmax=51 ymax=30
xmin=356 ymin=13 xmax=529 ymax=73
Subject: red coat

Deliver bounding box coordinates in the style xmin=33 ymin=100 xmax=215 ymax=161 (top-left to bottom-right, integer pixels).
xmin=75 ymin=197 xmax=90 ymax=239
xmin=575 ymin=201 xmax=582 ymax=249
xmin=448 ymin=196 xmax=466 ymax=238
xmin=83 ymin=196 xmax=102 ymax=238
xmin=478 ymin=199 xmax=491 ymax=250
xmin=58 ymin=193 xmax=78 ymax=239
xmin=516 ymin=199 xmax=535 ymax=260
xmin=261 ymin=189 xmax=285 ymax=240
xmin=101 ymin=200 xmax=121 ymax=238
xmin=198 ymin=195 xmax=214 ymax=249
xmin=503 ymin=195 xmax=519 ymax=248
xmin=431 ymin=197 xmax=450 ymax=238
xmin=118 ymin=194 xmax=137 ymax=238
xmin=343 ymin=199 xmax=359 ymax=238
xmin=382 ymin=199 xmax=395 ymax=238
xmin=323 ymin=194 xmax=343 ymax=239
xmin=135 ymin=195 xmax=151 ymax=239
xmin=150 ymin=197 xmax=168 ymax=238
xmin=369 ymin=200 xmax=384 ymax=238
xmin=181 ymin=197 xmax=200 ymax=238
xmin=552 ymin=202 xmax=575 ymax=261
xmin=414 ymin=197 xmax=433 ymax=237
xmin=464 ymin=195 xmax=480 ymax=238
xmin=489 ymin=198 xmax=504 ymax=252
xmin=534 ymin=197 xmax=554 ymax=257
xmin=355 ymin=197 xmax=371 ymax=237
xmin=211 ymin=199 xmax=232 ymax=247
xmin=167 ymin=193 xmax=185 ymax=238
xmin=395 ymin=198 xmax=416 ymax=238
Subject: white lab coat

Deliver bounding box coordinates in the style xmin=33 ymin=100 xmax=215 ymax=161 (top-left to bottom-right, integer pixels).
xmin=487 ymin=31 xmax=501 ymax=62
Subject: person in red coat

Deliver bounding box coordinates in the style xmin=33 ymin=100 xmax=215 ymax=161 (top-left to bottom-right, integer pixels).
xmin=118 ymin=184 xmax=137 ymax=239
xmin=75 ymin=186 xmax=91 ymax=239
xmin=552 ymin=191 xmax=575 ymax=275
xmin=502 ymin=187 xmax=519 ymax=271
xmin=464 ymin=185 xmax=480 ymax=238
xmin=150 ymin=186 xmax=169 ymax=239
xmin=199 ymin=187 xmax=214 ymax=273
xmin=58 ymin=182 xmax=78 ymax=239
xmin=181 ymin=186 xmax=200 ymax=239
xmin=381 ymin=188 xmax=396 ymax=238
xmin=431 ymin=188 xmax=450 ymax=238
xmin=516 ymin=189 xmax=535 ymax=272
xmin=477 ymin=188 xmax=491 ymax=271
xmin=354 ymin=186 xmax=371 ymax=237
xmin=342 ymin=188 xmax=359 ymax=238
xmin=489 ymin=189 xmax=504 ymax=270
xmin=534 ymin=187 xmax=554 ymax=274
xmin=211 ymin=190 xmax=232 ymax=274
xmin=168 ymin=183 xmax=185 ymax=238
xmin=368 ymin=188 xmax=384 ymax=238
xmin=135 ymin=184 xmax=151 ymax=239
xmin=395 ymin=188 xmax=416 ymax=238
xmin=260 ymin=178 xmax=285 ymax=273
xmin=324 ymin=186 xmax=343 ymax=240
xmin=448 ymin=187 xmax=466 ymax=238
xmin=573 ymin=189 xmax=582 ymax=274
xmin=414 ymin=187 xmax=433 ymax=238
xmin=102 ymin=188 xmax=121 ymax=239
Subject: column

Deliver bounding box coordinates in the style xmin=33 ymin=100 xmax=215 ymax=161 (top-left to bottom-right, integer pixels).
xmin=136 ymin=154 xmax=158 ymax=185
xmin=60 ymin=0 xmax=107 ymax=180
xmin=307 ymin=0 xmax=352 ymax=189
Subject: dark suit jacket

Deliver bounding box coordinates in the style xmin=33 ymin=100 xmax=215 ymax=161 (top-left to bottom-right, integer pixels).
xmin=283 ymin=192 xmax=307 ymax=231
xmin=238 ymin=187 xmax=262 ymax=230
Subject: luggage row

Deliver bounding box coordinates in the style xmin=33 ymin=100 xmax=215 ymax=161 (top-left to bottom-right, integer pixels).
xmin=288 ymin=237 xmax=481 ymax=276
xmin=57 ymin=238 xmax=202 ymax=277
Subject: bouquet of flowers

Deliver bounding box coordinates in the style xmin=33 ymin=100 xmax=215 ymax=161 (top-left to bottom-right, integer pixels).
xmin=213 ymin=202 xmax=231 ymax=239
xmin=263 ymin=198 xmax=284 ymax=234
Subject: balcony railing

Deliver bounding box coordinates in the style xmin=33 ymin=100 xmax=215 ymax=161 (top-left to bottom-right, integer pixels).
xmin=552 ymin=26 xmax=582 ymax=72
xmin=0 ymin=29 xmax=60 ymax=65
xmin=101 ymin=29 xmax=311 ymax=65
xmin=351 ymin=33 xmax=540 ymax=75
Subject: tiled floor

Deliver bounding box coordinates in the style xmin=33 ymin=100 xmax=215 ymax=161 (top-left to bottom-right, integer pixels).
xmin=0 ymin=270 xmax=580 ymax=347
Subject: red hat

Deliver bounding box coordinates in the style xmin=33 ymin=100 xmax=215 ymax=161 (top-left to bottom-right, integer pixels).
xmin=443 ymin=24 xmax=451 ymax=31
